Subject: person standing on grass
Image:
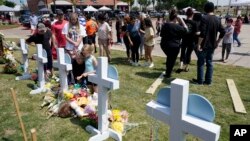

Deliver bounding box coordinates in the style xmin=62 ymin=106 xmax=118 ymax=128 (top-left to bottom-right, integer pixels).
xmin=127 ymin=16 xmax=141 ymax=66
xmin=115 ymin=16 xmax=122 ymax=44
xmin=62 ymin=13 xmax=87 ymax=59
xmin=139 ymin=14 xmax=146 ymax=60
xmin=86 ymin=15 xmax=98 ymax=53
xmin=160 ymin=9 xmax=188 ymax=78
xmin=29 ymin=12 xmax=38 ymax=35
xmin=51 ymin=10 xmax=68 ymax=59
xmin=26 ymin=23 xmax=53 ymax=77
xmin=221 ymin=18 xmax=234 ymax=63
xmin=121 ymin=16 xmax=131 ymax=62
xmin=178 ymin=8 xmax=199 ymax=72
xmin=97 ymin=14 xmax=112 ymax=62
xmin=193 ymin=2 xmax=225 ymax=85
xmin=143 ymin=18 xmax=155 ymax=68
xmin=233 ymin=16 xmax=242 ymax=47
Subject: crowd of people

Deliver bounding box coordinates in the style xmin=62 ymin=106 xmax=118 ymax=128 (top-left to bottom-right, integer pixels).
xmin=24 ymin=1 xmax=245 ymax=89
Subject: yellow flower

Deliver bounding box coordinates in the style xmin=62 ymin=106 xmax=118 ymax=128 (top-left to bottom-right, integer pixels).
xmin=111 ymin=122 xmax=124 ymax=134
xmin=112 ymin=110 xmax=122 ymax=122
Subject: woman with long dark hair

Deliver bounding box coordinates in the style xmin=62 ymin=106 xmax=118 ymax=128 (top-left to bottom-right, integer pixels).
xmin=160 ymin=9 xmax=188 ymax=78
xmin=127 ymin=16 xmax=141 ymax=66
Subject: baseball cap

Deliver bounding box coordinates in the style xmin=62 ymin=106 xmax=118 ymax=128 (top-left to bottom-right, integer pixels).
xmin=57 ymin=9 xmax=64 ymax=15
xmin=37 ymin=23 xmax=46 ymax=32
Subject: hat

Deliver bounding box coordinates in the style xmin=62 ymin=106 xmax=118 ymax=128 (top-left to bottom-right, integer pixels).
xmin=37 ymin=23 xmax=46 ymax=32
xmin=57 ymin=9 xmax=64 ymax=15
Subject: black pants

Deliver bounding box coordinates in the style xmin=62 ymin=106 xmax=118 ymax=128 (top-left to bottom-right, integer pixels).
xmin=161 ymin=45 xmax=180 ymax=76
xmin=131 ymin=37 xmax=141 ymax=63
xmin=180 ymin=42 xmax=195 ymax=65
xmin=124 ymin=37 xmax=131 ymax=58
xmin=116 ymin=31 xmax=121 ymax=43
xmin=44 ymin=48 xmax=52 ymax=71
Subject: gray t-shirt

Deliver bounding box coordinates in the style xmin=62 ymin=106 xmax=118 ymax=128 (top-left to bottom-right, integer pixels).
xmin=223 ymin=25 xmax=234 ymax=44
xmin=30 ymin=15 xmax=38 ymax=26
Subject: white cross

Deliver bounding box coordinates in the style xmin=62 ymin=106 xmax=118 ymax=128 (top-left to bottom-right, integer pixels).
xmin=86 ymin=57 xmax=121 ymax=141
xmin=30 ymin=44 xmax=47 ymax=95
xmin=16 ymin=39 xmax=31 ymax=80
xmin=54 ymin=48 xmax=72 ymax=93
xmin=146 ymin=79 xmax=221 ymax=141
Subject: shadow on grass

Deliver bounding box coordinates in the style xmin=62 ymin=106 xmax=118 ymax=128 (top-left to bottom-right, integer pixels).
xmin=1 ymin=137 xmax=14 ymax=141
xmin=70 ymin=117 xmax=97 ymax=132
xmin=27 ymin=83 xmax=35 ymax=90
xmin=135 ymin=71 xmax=162 ymax=79
xmin=109 ymin=57 xmax=132 ymax=66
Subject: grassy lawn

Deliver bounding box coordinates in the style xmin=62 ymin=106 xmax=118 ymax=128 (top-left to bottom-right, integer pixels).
xmin=0 ymin=40 xmax=249 ymax=141
xmin=0 ymin=24 xmax=20 ymax=30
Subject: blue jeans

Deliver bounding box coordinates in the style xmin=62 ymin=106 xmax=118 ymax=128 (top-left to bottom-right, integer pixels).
xmin=233 ymin=32 xmax=241 ymax=46
xmin=196 ymin=49 xmax=214 ymax=84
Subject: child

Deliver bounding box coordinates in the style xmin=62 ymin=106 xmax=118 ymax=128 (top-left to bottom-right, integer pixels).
xmin=72 ymin=52 xmax=85 ymax=85
xmin=222 ymin=18 xmax=234 ymax=63
xmin=143 ymin=18 xmax=155 ymax=68
xmin=77 ymin=44 xmax=98 ymax=93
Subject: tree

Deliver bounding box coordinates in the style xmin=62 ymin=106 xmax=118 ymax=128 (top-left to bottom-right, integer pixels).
xmin=138 ymin=0 xmax=151 ymax=11
xmin=4 ymin=0 xmax=16 ymax=8
xmin=152 ymin=0 xmax=155 ymax=11
xmin=176 ymin=0 xmax=208 ymax=12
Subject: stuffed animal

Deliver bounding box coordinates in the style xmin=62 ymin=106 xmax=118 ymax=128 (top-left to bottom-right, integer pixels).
xmin=57 ymin=101 xmax=73 ymax=118
xmin=41 ymin=91 xmax=56 ymax=108
xmin=70 ymin=101 xmax=87 ymax=117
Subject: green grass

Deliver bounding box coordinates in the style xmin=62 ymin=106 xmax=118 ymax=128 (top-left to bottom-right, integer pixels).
xmin=0 ymin=40 xmax=249 ymax=141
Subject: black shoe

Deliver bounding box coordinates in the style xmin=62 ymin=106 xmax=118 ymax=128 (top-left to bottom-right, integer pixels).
xmin=203 ymin=81 xmax=211 ymax=86
xmin=237 ymin=44 xmax=241 ymax=47
xmin=191 ymin=79 xmax=203 ymax=85
xmin=163 ymin=74 xmax=171 ymax=78
xmin=175 ymin=68 xmax=183 ymax=73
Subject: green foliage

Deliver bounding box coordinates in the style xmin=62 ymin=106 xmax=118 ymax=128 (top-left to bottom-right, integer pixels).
xmin=4 ymin=0 xmax=16 ymax=8
xmin=176 ymin=0 xmax=208 ymax=12
xmin=0 ymin=0 xmax=4 ymax=5
xmin=132 ymin=6 xmax=140 ymax=11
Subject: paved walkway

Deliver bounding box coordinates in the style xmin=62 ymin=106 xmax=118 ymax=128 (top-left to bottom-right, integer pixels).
xmin=1 ymin=22 xmax=249 ymax=68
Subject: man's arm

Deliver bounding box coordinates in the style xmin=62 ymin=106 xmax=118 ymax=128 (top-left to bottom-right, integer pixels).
xmin=197 ymin=18 xmax=206 ymax=51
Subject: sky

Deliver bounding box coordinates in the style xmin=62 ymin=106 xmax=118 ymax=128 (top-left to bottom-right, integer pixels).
xmin=209 ymin=0 xmax=231 ymax=6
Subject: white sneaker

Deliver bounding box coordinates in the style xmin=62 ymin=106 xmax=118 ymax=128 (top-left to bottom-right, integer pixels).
xmin=149 ymin=63 xmax=154 ymax=68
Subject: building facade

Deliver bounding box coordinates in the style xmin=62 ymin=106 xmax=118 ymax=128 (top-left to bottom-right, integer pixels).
xmin=27 ymin=0 xmax=128 ymax=13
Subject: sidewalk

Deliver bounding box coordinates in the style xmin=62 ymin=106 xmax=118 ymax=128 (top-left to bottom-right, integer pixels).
xmin=1 ymin=23 xmax=249 ymax=68
xmin=112 ymin=24 xmax=250 ymax=68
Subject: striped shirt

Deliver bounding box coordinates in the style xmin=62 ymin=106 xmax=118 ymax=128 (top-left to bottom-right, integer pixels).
xmin=79 ymin=16 xmax=86 ymax=27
